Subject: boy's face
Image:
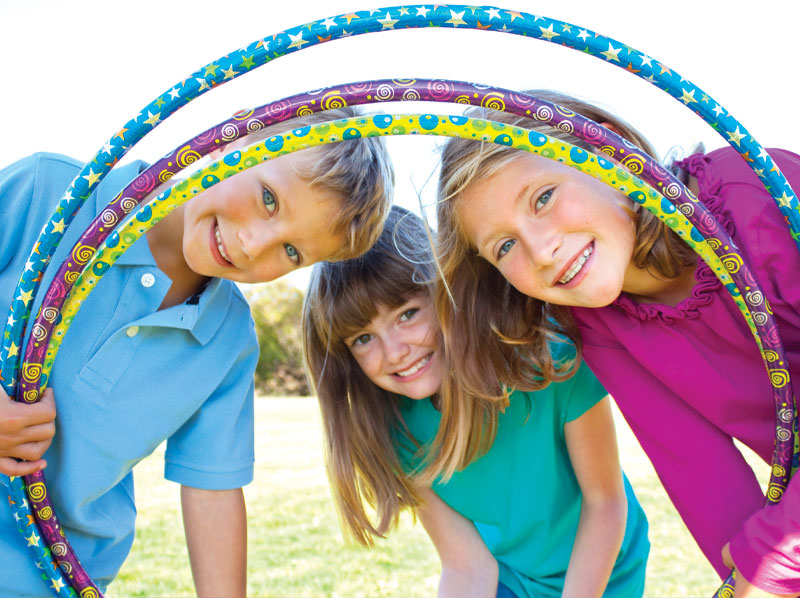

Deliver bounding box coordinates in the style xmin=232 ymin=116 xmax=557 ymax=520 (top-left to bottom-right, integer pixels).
xmin=180 ymin=150 xmax=347 ymax=284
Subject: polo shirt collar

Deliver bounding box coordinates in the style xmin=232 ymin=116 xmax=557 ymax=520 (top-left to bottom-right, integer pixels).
xmin=91 ymin=160 xmax=232 ymax=345
xmin=181 ymin=277 xmax=232 ymax=345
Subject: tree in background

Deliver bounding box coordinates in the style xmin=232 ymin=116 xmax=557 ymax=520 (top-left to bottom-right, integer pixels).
xmin=246 ymin=280 xmax=310 ymax=396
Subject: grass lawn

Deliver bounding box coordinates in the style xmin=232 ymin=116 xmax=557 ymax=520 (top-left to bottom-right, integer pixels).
xmin=112 ymin=397 xmax=769 ymax=597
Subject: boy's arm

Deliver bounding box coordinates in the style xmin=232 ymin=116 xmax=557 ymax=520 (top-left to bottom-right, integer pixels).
xmin=563 ymin=396 xmax=627 ymax=598
xmin=416 ymin=486 xmax=498 ymax=598
xmin=181 ymin=485 xmax=247 ymax=598
xmin=0 ymin=386 xmax=56 ymax=476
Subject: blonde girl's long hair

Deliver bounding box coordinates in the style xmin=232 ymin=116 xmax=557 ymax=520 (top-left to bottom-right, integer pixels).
xmin=426 ymin=90 xmax=696 ymax=481
xmin=302 ymin=205 xmax=439 ymax=545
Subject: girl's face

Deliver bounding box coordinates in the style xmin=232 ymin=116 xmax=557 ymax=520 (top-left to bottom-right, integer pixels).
xmin=346 ymin=293 xmax=442 ymax=400
xmin=456 ymin=151 xmax=640 ymax=308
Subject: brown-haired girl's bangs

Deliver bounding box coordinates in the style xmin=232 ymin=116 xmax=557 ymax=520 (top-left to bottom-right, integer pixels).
xmin=327 ymin=257 xmax=427 ymax=343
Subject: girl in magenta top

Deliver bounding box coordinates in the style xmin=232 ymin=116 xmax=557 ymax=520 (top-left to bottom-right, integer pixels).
xmin=433 ymin=89 xmax=800 ymax=596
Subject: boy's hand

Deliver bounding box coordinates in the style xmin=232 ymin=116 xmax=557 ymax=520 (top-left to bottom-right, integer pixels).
xmin=0 ymin=387 xmax=56 ymax=476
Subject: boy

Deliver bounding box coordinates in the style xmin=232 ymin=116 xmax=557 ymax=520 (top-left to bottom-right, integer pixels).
xmin=0 ymin=106 xmax=393 ymax=597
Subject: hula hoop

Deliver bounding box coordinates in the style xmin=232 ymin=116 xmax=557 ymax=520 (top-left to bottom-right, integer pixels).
xmin=5 ymin=4 xmax=798 ymax=393
xmin=16 ymin=112 xmax=796 ymax=597
xmin=1 ymin=6 xmax=796 ymax=597
xmin=25 ymin=83 xmax=798 ymax=505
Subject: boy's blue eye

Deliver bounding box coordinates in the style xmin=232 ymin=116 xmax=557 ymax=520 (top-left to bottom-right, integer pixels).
xmin=263 ymin=188 xmax=276 ymax=213
xmin=284 ymin=244 xmax=299 ymax=263
xmin=497 ymin=239 xmax=515 ymax=259
xmin=535 ymin=189 xmax=554 ymax=212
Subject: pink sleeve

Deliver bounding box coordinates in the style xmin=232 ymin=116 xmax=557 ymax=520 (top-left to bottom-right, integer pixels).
xmin=577 ymin=335 xmax=765 ymax=580
xmin=728 ymin=476 xmax=800 ymax=593
xmin=726 ymin=148 xmax=800 ymax=594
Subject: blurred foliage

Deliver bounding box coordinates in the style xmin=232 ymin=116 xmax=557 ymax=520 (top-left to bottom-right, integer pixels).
xmin=246 ymin=280 xmax=310 ymax=396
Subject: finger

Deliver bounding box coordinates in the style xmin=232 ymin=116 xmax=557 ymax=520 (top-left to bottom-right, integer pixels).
xmin=0 ymin=456 xmax=46 ymax=477
xmin=0 ymin=419 xmax=56 ymax=452
xmin=7 ymin=392 xmax=57 ymax=426
xmin=38 ymin=388 xmax=57 ymax=416
xmin=11 ymin=439 xmax=53 ymax=462
xmin=17 ymin=421 xmax=56 ymax=445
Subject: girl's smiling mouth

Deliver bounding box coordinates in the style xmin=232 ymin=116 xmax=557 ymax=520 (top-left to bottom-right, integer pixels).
xmin=556 ymin=242 xmax=594 ymax=286
xmin=394 ymin=353 xmax=433 ymax=379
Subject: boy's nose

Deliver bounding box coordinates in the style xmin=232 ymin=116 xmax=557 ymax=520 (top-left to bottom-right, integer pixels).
xmin=238 ymin=223 xmax=275 ymax=260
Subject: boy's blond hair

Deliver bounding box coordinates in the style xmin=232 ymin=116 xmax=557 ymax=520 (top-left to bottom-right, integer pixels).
xmin=241 ymin=106 xmax=394 ymax=261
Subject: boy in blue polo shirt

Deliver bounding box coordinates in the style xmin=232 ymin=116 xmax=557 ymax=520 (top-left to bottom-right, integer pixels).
xmin=0 ymin=106 xmax=393 ymax=597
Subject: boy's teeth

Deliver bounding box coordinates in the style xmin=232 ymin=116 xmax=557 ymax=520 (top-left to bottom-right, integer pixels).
xmin=559 ymin=246 xmax=593 ymax=284
xmin=215 ymin=225 xmax=232 ymax=263
xmin=396 ymin=355 xmax=431 ymax=377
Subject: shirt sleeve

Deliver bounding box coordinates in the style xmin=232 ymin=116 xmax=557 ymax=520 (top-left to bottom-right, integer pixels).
xmin=163 ymin=318 xmax=258 ymax=490
xmin=0 ymin=155 xmax=36 ymax=274
xmin=578 ymin=327 xmax=766 ymax=581
xmin=729 ymin=477 xmax=800 ymax=593
xmin=0 ymin=154 xmax=77 ymax=279
xmin=725 ymin=148 xmax=800 ymax=594
xmin=563 ymin=358 xmax=608 ymax=423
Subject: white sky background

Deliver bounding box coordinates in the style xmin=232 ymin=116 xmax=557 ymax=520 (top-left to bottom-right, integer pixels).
xmin=1 ymin=0 xmax=798 ymax=289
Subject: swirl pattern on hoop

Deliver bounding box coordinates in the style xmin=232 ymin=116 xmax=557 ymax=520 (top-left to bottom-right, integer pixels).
xmin=3 ymin=6 xmax=797 ymax=597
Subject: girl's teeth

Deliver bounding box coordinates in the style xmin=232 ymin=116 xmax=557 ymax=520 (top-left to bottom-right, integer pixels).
xmin=396 ymin=355 xmax=431 ymax=377
xmin=215 ymin=225 xmax=232 ymax=263
xmin=560 ymin=247 xmax=593 ymax=284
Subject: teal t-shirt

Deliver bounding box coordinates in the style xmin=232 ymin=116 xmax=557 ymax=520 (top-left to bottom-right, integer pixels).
xmin=399 ymin=361 xmax=649 ymax=598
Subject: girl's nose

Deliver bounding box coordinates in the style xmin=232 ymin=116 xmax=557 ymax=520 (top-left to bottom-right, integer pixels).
xmin=525 ymin=222 xmax=561 ymax=268
xmin=383 ymin=335 xmax=410 ymax=364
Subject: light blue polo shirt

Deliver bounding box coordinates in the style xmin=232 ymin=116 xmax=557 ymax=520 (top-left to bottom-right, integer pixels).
xmin=398 ymin=360 xmax=650 ymax=598
xmin=0 ymin=153 xmax=257 ymax=596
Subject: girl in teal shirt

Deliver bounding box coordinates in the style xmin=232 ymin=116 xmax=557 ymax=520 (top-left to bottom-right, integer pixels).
xmin=303 ymin=206 xmax=649 ymax=597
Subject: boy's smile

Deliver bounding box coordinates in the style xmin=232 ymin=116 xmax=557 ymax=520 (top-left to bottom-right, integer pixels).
xmin=149 ymin=150 xmax=346 ymax=290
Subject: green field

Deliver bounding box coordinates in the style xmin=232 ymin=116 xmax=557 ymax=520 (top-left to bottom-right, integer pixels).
xmin=113 ymin=397 xmax=768 ymax=597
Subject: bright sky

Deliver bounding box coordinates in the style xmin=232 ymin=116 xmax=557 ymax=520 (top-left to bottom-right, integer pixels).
xmin=2 ymin=0 xmax=798 ymax=287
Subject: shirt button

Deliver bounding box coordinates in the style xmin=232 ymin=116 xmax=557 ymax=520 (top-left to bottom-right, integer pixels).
xmin=141 ymin=273 xmax=156 ymax=288
xmin=126 ymin=326 xmax=139 ymax=338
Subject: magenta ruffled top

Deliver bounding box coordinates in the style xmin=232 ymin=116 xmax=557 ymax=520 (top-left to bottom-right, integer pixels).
xmin=571 ymin=147 xmax=800 ymax=593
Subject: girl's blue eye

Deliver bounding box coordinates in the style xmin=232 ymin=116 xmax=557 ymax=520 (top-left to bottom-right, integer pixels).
xmin=535 ymin=189 xmax=553 ymax=212
xmin=498 ymin=239 xmax=515 ymax=259
xmin=400 ymin=308 xmax=419 ymax=322
xmin=284 ymin=243 xmax=299 ymax=264
xmin=263 ymin=188 xmax=276 ymax=213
